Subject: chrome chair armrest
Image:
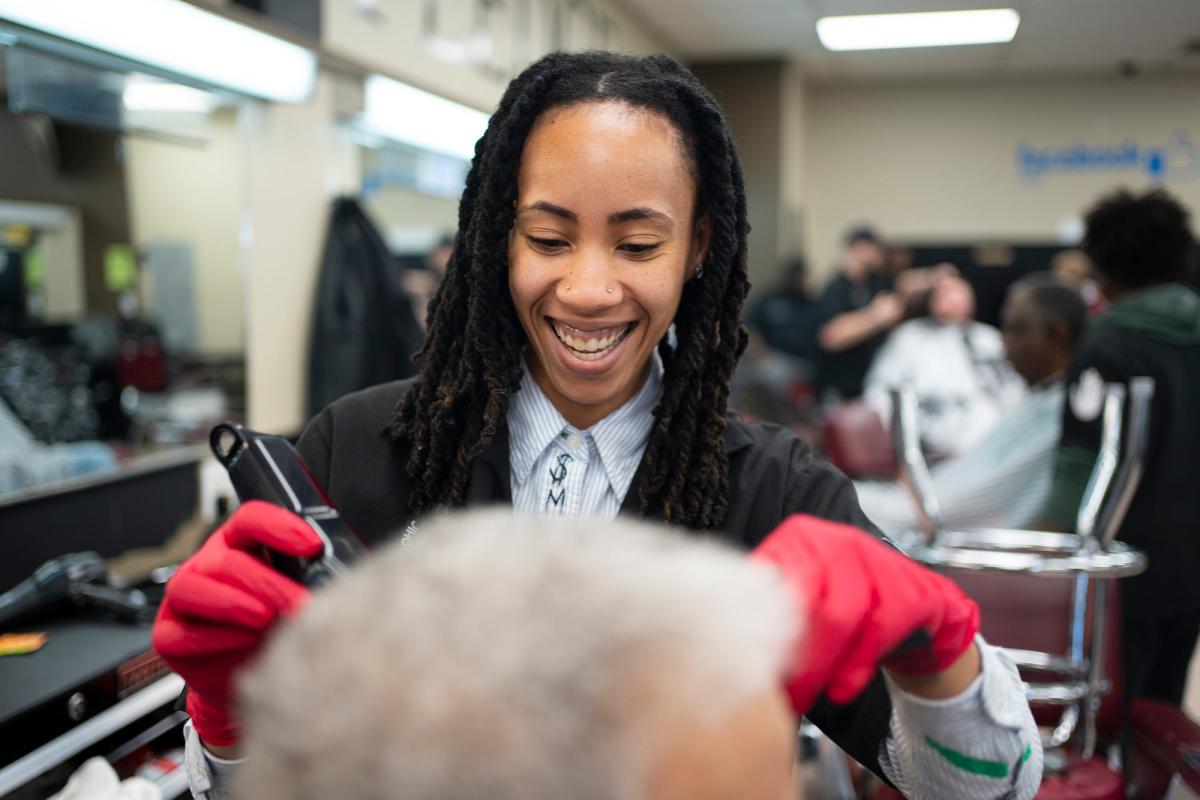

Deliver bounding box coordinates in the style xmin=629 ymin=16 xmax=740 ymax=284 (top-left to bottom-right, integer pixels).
xmin=1025 ymin=680 xmax=1097 ymax=705
xmin=896 ymin=528 xmax=1147 ymax=578
xmin=1004 ymin=648 xmax=1089 ymax=677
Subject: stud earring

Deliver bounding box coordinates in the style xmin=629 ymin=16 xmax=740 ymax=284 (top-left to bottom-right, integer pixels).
xmin=606 ymin=287 xmax=614 ymax=294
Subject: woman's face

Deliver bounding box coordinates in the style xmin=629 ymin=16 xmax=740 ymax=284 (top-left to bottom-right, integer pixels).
xmin=508 ymin=101 xmax=710 ymax=429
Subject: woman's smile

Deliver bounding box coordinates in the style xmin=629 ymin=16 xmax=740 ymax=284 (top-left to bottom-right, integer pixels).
xmin=548 ymin=317 xmax=636 ymax=363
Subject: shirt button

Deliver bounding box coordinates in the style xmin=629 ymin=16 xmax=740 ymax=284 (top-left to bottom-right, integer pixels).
xmin=566 ymin=434 xmax=583 ymax=451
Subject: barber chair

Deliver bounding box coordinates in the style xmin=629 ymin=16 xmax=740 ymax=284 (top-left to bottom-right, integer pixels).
xmin=1128 ymin=699 xmax=1200 ymax=799
xmin=882 ymin=380 xmax=1191 ymax=800
xmin=820 ymin=401 xmax=897 ymax=479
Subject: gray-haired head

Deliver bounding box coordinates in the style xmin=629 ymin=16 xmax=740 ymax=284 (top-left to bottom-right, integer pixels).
xmin=235 ymin=510 xmax=801 ymax=800
xmin=1007 ymin=272 xmax=1088 ymax=346
xmin=1002 ymin=272 xmax=1089 ymax=385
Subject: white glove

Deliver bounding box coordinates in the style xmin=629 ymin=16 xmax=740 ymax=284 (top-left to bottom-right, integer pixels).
xmin=49 ymin=757 xmax=162 ymax=800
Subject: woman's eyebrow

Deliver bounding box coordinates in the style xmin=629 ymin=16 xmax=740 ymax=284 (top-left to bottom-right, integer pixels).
xmin=608 ymin=207 xmax=673 ymax=226
xmin=515 ymin=202 xmax=673 ymax=227
xmin=516 ymin=201 xmax=577 ymax=221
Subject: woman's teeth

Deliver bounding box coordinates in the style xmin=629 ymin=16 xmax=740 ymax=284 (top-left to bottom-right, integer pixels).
xmin=552 ymin=321 xmax=630 ymax=359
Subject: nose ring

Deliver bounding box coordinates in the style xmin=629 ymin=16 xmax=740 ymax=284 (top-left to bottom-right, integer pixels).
xmin=606 ymin=287 xmax=614 ymax=294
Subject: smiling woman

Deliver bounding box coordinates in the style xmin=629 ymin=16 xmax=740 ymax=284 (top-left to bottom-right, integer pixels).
xmin=387 ymin=51 xmax=749 ymax=528
xmin=155 ymin=51 xmax=1042 ymax=800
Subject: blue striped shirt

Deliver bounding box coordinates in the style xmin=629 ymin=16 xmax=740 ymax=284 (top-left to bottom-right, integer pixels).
xmin=508 ymin=356 xmax=661 ymax=519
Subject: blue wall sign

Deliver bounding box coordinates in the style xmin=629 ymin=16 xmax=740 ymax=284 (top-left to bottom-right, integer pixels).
xmin=1016 ymin=130 xmax=1198 ymax=183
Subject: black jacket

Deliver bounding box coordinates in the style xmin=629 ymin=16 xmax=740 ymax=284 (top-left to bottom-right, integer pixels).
xmin=305 ymin=198 xmax=424 ymax=420
xmin=296 ymin=378 xmax=895 ymax=777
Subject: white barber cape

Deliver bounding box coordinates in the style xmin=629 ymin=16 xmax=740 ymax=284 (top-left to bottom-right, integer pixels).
xmin=863 ymin=318 xmax=1026 ymax=458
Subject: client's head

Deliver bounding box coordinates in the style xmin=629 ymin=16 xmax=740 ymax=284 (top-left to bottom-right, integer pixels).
xmin=236 ymin=511 xmax=801 ymax=800
xmin=929 ymin=273 xmax=975 ymax=324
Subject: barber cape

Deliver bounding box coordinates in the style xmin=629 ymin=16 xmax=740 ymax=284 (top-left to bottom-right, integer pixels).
xmin=855 ymin=381 xmax=1062 ymax=536
xmin=862 ymin=318 xmax=1026 ymax=457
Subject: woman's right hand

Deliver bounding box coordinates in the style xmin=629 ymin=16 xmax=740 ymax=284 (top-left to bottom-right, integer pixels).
xmin=151 ymin=501 xmax=323 ymax=748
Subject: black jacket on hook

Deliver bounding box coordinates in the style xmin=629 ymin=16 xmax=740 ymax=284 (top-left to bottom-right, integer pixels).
xmin=306 ymin=197 xmax=424 ymax=420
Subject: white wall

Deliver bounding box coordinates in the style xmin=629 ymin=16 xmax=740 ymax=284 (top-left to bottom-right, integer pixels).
xmin=691 ymin=61 xmax=786 ymax=292
xmin=124 ymin=108 xmax=244 ymax=356
xmin=365 ymin=184 xmax=459 ymax=251
xmin=778 ymin=60 xmax=806 ymax=268
xmin=803 ymin=74 xmax=1200 ymax=283
xmin=242 ymin=74 xmax=361 ymax=432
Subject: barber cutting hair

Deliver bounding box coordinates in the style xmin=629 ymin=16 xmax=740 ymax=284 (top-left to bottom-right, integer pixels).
xmin=153 ymin=50 xmax=1040 ymax=798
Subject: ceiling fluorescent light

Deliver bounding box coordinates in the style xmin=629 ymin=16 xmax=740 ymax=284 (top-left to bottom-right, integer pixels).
xmin=816 ymin=8 xmax=1020 ymax=51
xmin=362 ymin=76 xmax=489 ymax=162
xmin=123 ymin=77 xmax=218 ymax=113
xmin=0 ymin=0 xmax=316 ymax=103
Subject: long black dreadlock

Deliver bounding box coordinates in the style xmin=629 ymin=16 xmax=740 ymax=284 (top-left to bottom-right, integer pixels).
xmin=386 ymin=51 xmax=751 ymax=530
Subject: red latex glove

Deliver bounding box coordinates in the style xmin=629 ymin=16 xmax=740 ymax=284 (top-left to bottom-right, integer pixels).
xmin=151 ymin=501 xmax=322 ymax=746
xmin=751 ymin=514 xmax=979 ymax=715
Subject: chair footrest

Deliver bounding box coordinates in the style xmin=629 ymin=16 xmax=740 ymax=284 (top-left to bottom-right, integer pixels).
xmin=1006 ymin=648 xmax=1090 ymax=676
xmin=1026 ymin=680 xmax=1110 ymax=705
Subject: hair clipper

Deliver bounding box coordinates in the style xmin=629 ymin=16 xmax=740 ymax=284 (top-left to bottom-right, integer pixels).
xmin=209 ymin=422 xmax=367 ymax=587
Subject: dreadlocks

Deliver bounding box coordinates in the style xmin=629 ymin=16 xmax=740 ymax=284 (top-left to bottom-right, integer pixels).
xmin=386 ymin=51 xmax=751 ymax=530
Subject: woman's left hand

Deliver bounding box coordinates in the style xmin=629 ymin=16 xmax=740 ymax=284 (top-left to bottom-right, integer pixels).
xmin=750 ymin=514 xmax=980 ymax=714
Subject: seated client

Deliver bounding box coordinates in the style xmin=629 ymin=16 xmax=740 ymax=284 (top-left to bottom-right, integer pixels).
xmin=233 ymin=509 xmax=1040 ymax=799
xmin=235 ymin=510 xmax=803 ymax=800
xmin=856 ymin=274 xmax=1087 ymax=533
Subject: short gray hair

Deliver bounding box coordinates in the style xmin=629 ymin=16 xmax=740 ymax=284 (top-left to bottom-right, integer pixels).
xmin=236 ymin=510 xmax=800 ymax=800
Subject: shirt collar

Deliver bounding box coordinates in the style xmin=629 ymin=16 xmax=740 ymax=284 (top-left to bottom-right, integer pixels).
xmin=508 ymin=354 xmax=663 ymax=491
xmin=508 ymin=365 xmax=570 ymax=485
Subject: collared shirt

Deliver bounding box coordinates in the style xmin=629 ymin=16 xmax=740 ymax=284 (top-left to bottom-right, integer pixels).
xmin=508 ymin=355 xmax=661 ymax=519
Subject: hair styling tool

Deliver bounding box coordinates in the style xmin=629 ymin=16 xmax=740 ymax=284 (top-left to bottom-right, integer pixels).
xmin=209 ymin=422 xmax=367 ymax=587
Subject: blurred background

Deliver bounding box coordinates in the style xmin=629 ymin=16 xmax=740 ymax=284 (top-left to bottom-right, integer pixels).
xmin=0 ymin=0 xmax=1196 ymax=500
xmin=0 ymin=1 xmax=1198 ymax=797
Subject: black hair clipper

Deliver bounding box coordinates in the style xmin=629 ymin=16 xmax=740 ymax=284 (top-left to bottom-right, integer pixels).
xmin=210 ymin=422 xmax=367 ymax=587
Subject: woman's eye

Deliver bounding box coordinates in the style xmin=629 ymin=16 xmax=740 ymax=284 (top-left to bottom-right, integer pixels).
xmin=619 ymin=242 xmax=661 ymax=257
xmin=526 ymin=235 xmax=568 ymax=252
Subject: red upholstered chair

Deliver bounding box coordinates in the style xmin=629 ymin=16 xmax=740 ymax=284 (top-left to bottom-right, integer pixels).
xmin=819 ymin=401 xmax=896 ymax=479
xmin=1127 ymin=699 xmax=1200 ymax=800
xmin=946 ymin=570 xmax=1125 ymax=800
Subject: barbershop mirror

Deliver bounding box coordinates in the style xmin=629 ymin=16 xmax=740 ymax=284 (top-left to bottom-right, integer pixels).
xmin=358 ymin=145 xmax=462 ymax=325
xmin=0 ymin=51 xmax=247 ymax=501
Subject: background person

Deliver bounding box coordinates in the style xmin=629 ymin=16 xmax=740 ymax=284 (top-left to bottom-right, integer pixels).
xmin=862 ymin=272 xmax=1026 ymax=458
xmin=814 ymin=227 xmax=899 ymax=401
xmin=1041 ymin=188 xmax=1200 ymax=708
xmin=744 ymin=256 xmax=822 ymax=364
xmin=855 ymin=274 xmax=1086 ymax=533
